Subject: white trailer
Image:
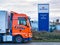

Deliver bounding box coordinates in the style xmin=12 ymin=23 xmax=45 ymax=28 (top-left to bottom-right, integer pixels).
xmin=0 ymin=11 xmax=8 ymax=33
xmin=0 ymin=11 xmax=12 ymax=42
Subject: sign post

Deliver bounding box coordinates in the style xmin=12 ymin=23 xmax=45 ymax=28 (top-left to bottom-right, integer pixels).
xmin=38 ymin=4 xmax=49 ymax=32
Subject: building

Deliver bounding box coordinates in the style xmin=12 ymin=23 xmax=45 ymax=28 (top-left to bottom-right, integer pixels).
xmin=49 ymin=21 xmax=60 ymax=32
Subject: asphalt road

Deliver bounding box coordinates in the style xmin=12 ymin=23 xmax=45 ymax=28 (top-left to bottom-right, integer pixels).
xmin=0 ymin=42 xmax=60 ymax=45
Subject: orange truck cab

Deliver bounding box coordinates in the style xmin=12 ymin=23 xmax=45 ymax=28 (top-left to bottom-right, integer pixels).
xmin=9 ymin=12 xmax=32 ymax=43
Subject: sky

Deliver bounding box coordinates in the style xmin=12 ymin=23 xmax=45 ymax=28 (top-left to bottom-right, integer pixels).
xmin=0 ymin=0 xmax=60 ymax=21
xmin=0 ymin=0 xmax=38 ymax=21
xmin=39 ymin=0 xmax=60 ymax=22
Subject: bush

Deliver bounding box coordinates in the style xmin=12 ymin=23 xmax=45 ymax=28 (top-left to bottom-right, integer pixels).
xmin=32 ymin=30 xmax=60 ymax=40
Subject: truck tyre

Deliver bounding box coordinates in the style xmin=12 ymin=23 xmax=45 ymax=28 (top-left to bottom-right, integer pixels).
xmin=0 ymin=37 xmax=2 ymax=42
xmin=15 ymin=36 xmax=23 ymax=43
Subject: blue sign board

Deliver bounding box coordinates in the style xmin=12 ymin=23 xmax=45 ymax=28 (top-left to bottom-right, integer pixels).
xmin=38 ymin=4 xmax=49 ymax=32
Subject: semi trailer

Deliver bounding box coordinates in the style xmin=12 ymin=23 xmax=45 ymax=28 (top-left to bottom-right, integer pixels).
xmin=0 ymin=11 xmax=32 ymax=43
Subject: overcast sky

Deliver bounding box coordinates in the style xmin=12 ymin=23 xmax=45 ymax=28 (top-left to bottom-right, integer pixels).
xmin=39 ymin=0 xmax=60 ymax=22
xmin=0 ymin=0 xmax=60 ymax=21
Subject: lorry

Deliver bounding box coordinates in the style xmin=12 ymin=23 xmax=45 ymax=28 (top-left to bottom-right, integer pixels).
xmin=0 ymin=11 xmax=32 ymax=43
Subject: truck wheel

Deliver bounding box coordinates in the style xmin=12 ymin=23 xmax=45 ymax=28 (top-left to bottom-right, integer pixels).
xmin=0 ymin=37 xmax=2 ymax=42
xmin=15 ymin=36 xmax=23 ymax=43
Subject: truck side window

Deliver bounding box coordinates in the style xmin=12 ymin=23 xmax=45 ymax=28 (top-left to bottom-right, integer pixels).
xmin=18 ymin=17 xmax=27 ymax=26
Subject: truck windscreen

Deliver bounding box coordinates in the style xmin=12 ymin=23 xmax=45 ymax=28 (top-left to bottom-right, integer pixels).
xmin=18 ymin=17 xmax=27 ymax=26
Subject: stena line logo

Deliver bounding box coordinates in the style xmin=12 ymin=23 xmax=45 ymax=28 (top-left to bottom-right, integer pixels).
xmin=40 ymin=7 xmax=48 ymax=10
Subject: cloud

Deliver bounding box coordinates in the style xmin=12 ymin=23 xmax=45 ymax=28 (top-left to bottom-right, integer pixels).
xmin=49 ymin=0 xmax=60 ymax=21
xmin=38 ymin=0 xmax=50 ymax=3
xmin=0 ymin=0 xmax=60 ymax=21
xmin=0 ymin=0 xmax=38 ymax=20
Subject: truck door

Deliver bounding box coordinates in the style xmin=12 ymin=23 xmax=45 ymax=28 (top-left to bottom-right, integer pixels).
xmin=12 ymin=17 xmax=29 ymax=37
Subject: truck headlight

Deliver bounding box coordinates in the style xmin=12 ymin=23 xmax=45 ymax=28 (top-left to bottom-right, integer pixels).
xmin=29 ymin=33 xmax=32 ymax=37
